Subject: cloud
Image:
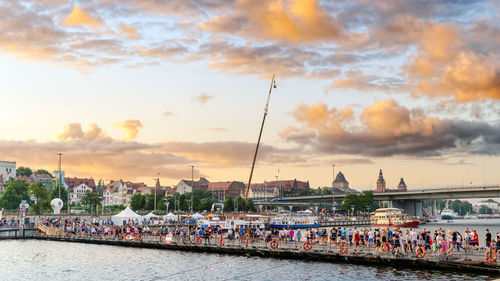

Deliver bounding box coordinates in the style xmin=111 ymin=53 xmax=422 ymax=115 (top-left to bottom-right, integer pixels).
xmin=283 ymin=99 xmax=500 ymax=157
xmin=118 ymin=23 xmax=138 ymax=39
xmin=199 ymin=0 xmax=343 ymax=43
xmin=210 ymin=128 xmax=229 ymax=132
xmin=62 ymin=6 xmax=104 ymax=28
xmin=114 ymin=120 xmax=143 ymax=141
xmin=56 ymin=123 xmax=109 ymax=142
xmin=194 ymin=93 xmax=213 ymax=104
xmin=160 ymin=141 xmax=307 ymax=166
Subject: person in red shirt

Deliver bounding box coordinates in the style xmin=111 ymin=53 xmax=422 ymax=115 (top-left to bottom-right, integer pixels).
xmin=473 ymin=230 xmax=479 ymax=250
xmin=353 ymin=229 xmax=361 ymax=251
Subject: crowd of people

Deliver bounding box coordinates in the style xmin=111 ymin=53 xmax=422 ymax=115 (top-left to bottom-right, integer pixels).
xmin=33 ymin=216 xmax=499 ymax=258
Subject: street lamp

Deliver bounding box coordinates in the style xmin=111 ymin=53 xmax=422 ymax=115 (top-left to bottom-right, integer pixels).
xmin=351 ymin=205 xmax=355 ymax=217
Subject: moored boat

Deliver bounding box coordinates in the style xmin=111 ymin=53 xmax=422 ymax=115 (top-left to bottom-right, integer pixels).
xmin=269 ymin=214 xmax=320 ymax=229
xmin=370 ymin=208 xmax=419 ymax=228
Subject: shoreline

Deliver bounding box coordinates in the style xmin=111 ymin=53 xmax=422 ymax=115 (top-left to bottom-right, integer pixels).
xmin=5 ymin=235 xmax=497 ymax=276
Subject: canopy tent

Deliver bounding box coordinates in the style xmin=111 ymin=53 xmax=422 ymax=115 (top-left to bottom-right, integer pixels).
xmin=191 ymin=213 xmax=204 ymax=220
xmin=304 ymin=209 xmax=313 ymax=214
xmin=143 ymin=212 xmax=159 ymax=219
xmin=111 ymin=207 xmax=142 ymax=225
xmin=164 ymin=212 xmax=178 ymax=221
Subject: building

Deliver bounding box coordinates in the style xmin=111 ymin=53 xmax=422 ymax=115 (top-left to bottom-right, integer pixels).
xmin=17 ymin=176 xmax=35 ymax=185
xmin=175 ymin=177 xmax=209 ymax=194
xmin=397 ymin=178 xmax=407 ymax=191
xmin=207 ymin=181 xmax=246 ymax=201
xmin=376 ymin=169 xmax=386 ymax=192
xmin=16 ymin=174 xmax=53 ymax=188
xmin=248 ymin=182 xmax=279 ymax=199
xmin=104 ymin=180 xmax=124 ymax=206
xmin=332 ymin=171 xmax=349 ymax=191
xmin=0 ymin=161 xmax=16 ymax=183
xmin=266 ymin=179 xmax=310 ymax=196
xmin=65 ymin=177 xmax=96 ymax=206
xmin=53 ymin=171 xmax=68 ymax=189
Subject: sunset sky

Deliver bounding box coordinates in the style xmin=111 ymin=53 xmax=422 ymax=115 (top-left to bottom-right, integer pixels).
xmin=1 ymin=0 xmax=500 ymax=190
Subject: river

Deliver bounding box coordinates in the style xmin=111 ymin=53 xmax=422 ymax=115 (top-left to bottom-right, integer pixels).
xmin=0 ymin=239 xmax=495 ymax=281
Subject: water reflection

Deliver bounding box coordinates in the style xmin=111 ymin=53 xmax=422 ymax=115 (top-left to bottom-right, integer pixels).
xmin=0 ymin=240 xmax=492 ymax=281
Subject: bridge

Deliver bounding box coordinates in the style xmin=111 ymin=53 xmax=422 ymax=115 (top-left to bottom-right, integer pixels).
xmin=255 ymin=185 xmax=500 ymax=217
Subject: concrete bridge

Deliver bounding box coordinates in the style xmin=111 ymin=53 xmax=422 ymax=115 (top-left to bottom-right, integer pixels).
xmin=255 ymin=185 xmax=500 ymax=217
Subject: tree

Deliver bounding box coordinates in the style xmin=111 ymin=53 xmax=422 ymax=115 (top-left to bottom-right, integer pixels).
xmin=236 ymin=196 xmax=245 ymax=212
xmin=29 ymin=183 xmax=50 ymax=214
xmin=131 ymin=194 xmax=145 ymax=211
xmin=16 ymin=166 xmax=33 ymax=177
xmin=35 ymin=169 xmax=52 ymax=177
xmin=0 ymin=179 xmax=30 ymax=209
xmin=81 ymin=191 xmax=101 ymax=214
xmin=245 ymin=198 xmax=256 ymax=212
xmin=479 ymin=205 xmax=492 ymax=214
xmin=145 ymin=194 xmax=155 ymax=210
xmin=224 ymin=196 xmax=234 ymax=212
xmin=50 ymin=183 xmax=68 ymax=206
xmin=200 ymin=197 xmax=213 ymax=212
xmin=179 ymin=194 xmax=188 ymax=211
xmin=341 ymin=191 xmax=376 ymax=215
xmin=192 ymin=196 xmax=201 ymax=211
xmin=165 ymin=196 xmax=175 ymax=212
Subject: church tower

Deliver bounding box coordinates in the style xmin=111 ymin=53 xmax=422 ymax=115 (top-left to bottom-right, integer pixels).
xmin=376 ymin=169 xmax=386 ymax=192
xmin=397 ymin=178 xmax=407 ymax=191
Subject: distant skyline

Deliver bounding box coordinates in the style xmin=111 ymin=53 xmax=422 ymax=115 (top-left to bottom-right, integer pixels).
xmin=1 ymin=0 xmax=499 ymax=189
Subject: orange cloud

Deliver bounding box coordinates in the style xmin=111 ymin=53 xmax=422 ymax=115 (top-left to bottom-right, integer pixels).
xmin=283 ymin=99 xmax=500 ymax=156
xmin=194 ymin=93 xmax=213 ymax=104
xmin=119 ymin=23 xmax=138 ymax=39
xmin=56 ymin=123 xmax=109 ymax=141
xmin=114 ymin=120 xmax=143 ymax=141
xmin=62 ymin=6 xmax=104 ymax=28
xmin=200 ymin=0 xmax=342 ymax=43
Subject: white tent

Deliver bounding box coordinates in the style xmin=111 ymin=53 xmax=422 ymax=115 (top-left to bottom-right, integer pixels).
xmin=304 ymin=209 xmax=313 ymax=214
xmin=191 ymin=213 xmax=204 ymax=220
xmin=164 ymin=212 xmax=178 ymax=221
xmin=111 ymin=207 xmax=143 ymax=225
xmin=143 ymin=212 xmax=159 ymax=219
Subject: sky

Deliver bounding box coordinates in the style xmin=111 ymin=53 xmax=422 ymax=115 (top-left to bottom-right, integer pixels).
xmin=1 ymin=0 xmax=500 ymax=190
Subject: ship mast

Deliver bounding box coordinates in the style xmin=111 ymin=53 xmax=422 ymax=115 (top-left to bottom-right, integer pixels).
xmin=244 ymin=75 xmax=277 ymax=202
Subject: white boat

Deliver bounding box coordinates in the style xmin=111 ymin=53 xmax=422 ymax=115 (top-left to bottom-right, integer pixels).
xmin=441 ymin=208 xmax=459 ymax=220
xmin=196 ymin=217 xmax=265 ymax=231
xmin=269 ymin=215 xmax=320 ymax=229
xmin=370 ymin=208 xmax=419 ymax=228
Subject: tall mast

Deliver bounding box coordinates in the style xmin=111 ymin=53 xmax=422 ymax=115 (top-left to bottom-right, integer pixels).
xmin=244 ymin=74 xmax=277 ymax=202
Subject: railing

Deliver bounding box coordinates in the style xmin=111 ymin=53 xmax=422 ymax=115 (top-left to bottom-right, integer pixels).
xmin=32 ymin=230 xmax=496 ymax=265
xmin=0 ymin=228 xmax=36 ymax=239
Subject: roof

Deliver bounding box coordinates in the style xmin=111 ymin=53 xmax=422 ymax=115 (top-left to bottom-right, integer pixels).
xmin=17 ymin=176 xmax=35 ymax=184
xmin=333 ymin=172 xmax=348 ymax=184
xmin=65 ymin=177 xmax=96 ymax=189
xmin=207 ymin=181 xmax=245 ymax=191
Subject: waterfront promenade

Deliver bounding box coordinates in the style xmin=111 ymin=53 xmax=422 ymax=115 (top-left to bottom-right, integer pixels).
xmin=2 ymin=226 xmax=498 ymax=276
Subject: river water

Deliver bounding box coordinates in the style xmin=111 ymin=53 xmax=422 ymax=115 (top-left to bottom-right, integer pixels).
xmin=0 ymin=239 xmax=495 ymax=281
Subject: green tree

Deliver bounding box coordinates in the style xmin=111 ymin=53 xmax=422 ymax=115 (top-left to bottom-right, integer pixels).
xmin=165 ymin=196 xmax=175 ymax=212
xmin=224 ymin=196 xmax=234 ymax=212
xmin=50 ymin=183 xmax=68 ymax=208
xmin=245 ymin=198 xmax=256 ymax=212
xmin=236 ymin=196 xmax=245 ymax=212
xmin=179 ymin=194 xmax=188 ymax=211
xmin=81 ymin=191 xmax=101 ymax=214
xmin=16 ymin=166 xmax=33 ymax=177
xmin=192 ymin=196 xmax=201 ymax=211
xmin=156 ymin=194 xmax=166 ymax=211
xmin=145 ymin=194 xmax=155 ymax=210
xmin=29 ymin=183 xmax=50 ymax=214
xmin=0 ymin=179 xmax=30 ymax=209
xmin=35 ymin=169 xmax=52 ymax=177
xmin=479 ymin=205 xmax=492 ymax=214
xmin=131 ymin=194 xmax=145 ymax=211
xmin=200 ymin=197 xmax=213 ymax=212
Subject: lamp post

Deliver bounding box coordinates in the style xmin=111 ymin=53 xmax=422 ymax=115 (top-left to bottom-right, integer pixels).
xmin=332 ymin=164 xmax=335 ymax=211
xmin=190 ymin=165 xmax=194 ymax=212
